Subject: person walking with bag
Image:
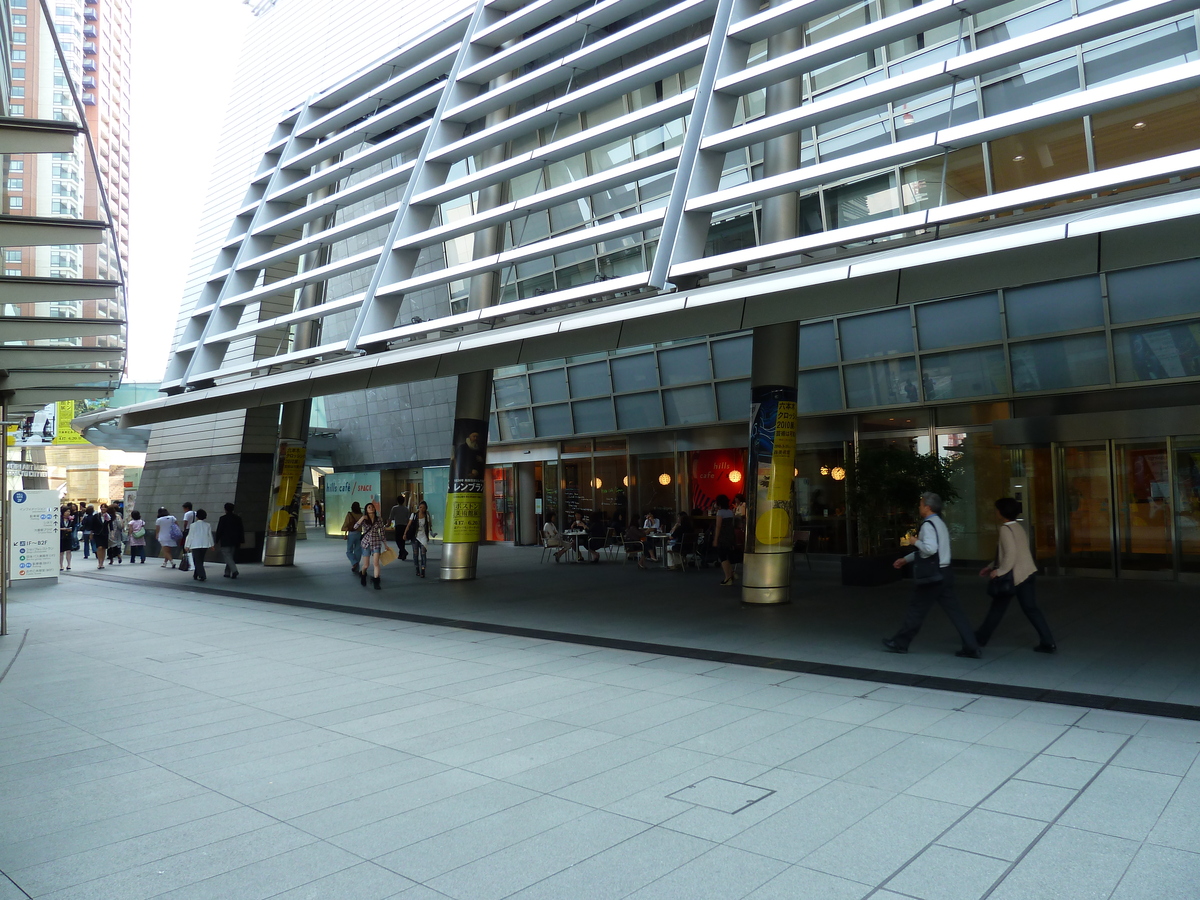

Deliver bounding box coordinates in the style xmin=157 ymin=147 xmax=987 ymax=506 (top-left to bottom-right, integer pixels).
xmin=975 ymin=498 xmax=1056 ymax=653
xmin=90 ymin=505 xmax=111 ymax=570
xmin=356 ymin=502 xmax=389 ymax=590
xmin=884 ymin=492 xmax=982 ymax=658
xmin=156 ymin=507 xmax=180 ymax=567
xmin=106 ymin=507 xmax=125 ymax=565
xmin=407 ymin=501 xmax=433 ymax=578
xmin=342 ymin=501 xmax=363 ymax=574
xmin=214 ymin=503 xmax=244 ymax=578
xmin=184 ymin=509 xmax=214 ymax=582
xmin=59 ymin=505 xmax=78 ymax=571
xmin=126 ymin=510 xmax=148 ymax=563
xmin=178 ymin=502 xmax=195 ymax=572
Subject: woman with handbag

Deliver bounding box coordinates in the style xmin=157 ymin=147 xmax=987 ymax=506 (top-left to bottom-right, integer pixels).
xmin=127 ymin=510 xmax=148 ymax=563
xmin=106 ymin=507 xmax=125 ymax=565
xmin=342 ymin=501 xmax=363 ymax=574
xmin=59 ymin=505 xmax=78 ymax=571
xmin=156 ymin=507 xmax=180 ymax=568
xmin=407 ymin=501 xmax=433 ymax=578
xmin=355 ymin=502 xmax=388 ymax=590
xmin=975 ymin=498 xmax=1056 ymax=653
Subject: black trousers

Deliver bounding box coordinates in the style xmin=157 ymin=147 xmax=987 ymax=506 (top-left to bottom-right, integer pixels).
xmin=893 ymin=568 xmax=980 ymax=652
xmin=975 ymin=574 xmax=1054 ymax=647
xmin=191 ymin=547 xmax=208 ymax=581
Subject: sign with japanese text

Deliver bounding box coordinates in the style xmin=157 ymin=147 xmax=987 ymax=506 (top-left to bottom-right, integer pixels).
xmin=9 ymin=490 xmax=60 ymax=580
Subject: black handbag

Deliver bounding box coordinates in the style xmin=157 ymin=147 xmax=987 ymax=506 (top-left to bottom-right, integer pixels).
xmin=912 ymin=520 xmax=943 ymax=585
xmin=987 ymin=571 xmax=1015 ymax=598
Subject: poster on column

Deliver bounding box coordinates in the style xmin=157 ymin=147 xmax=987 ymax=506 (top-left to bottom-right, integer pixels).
xmin=9 ymin=490 xmax=60 ymax=580
xmin=747 ymin=387 xmax=798 ymax=551
xmin=322 ymin=471 xmax=380 ymax=537
xmin=443 ymin=418 xmax=487 ymax=543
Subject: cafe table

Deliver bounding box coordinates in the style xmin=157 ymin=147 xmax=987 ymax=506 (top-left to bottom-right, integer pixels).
xmin=563 ymin=529 xmax=587 ymax=561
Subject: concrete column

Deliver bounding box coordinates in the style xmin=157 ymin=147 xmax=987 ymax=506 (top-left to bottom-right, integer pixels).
xmin=741 ymin=21 xmax=803 ymax=605
xmin=441 ymin=63 xmax=515 ymax=581
xmin=264 ymin=160 xmax=337 ymax=566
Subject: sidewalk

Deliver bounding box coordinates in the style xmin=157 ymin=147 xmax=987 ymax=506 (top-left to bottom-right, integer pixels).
xmin=2 ymin=572 xmax=1199 ymax=899
xmin=64 ymin=537 xmax=1200 ymax=718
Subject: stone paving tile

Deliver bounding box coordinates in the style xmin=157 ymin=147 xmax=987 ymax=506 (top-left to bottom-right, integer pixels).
xmin=1109 ymin=844 xmax=1200 ymax=900
xmin=936 ymin=808 xmax=1046 ymax=861
xmin=1058 ymin=765 xmax=1180 ymax=841
xmin=887 ymin=844 xmax=1010 ymax=900
xmin=986 ymin=825 xmax=1140 ymax=900
xmin=623 ymin=844 xmax=787 ymax=899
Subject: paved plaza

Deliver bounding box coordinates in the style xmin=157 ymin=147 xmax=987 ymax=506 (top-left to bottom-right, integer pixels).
xmin=3 ymin=567 xmax=1200 ymax=899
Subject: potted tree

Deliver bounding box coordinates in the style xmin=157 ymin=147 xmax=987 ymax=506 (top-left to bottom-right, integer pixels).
xmin=841 ymin=445 xmax=959 ymax=586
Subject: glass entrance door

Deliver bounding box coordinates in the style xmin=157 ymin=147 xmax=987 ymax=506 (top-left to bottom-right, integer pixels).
xmin=1115 ymin=442 xmax=1173 ymax=575
xmin=1060 ymin=444 xmax=1113 ymax=572
xmin=1173 ymin=440 xmax=1200 ymax=575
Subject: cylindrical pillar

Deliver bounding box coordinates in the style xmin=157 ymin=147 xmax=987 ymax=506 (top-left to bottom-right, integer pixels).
xmin=440 ymin=61 xmax=515 ymax=581
xmin=742 ymin=20 xmax=803 ymax=605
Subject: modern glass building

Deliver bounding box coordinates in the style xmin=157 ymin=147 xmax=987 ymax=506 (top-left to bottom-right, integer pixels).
xmin=90 ymin=0 xmax=1200 ymax=582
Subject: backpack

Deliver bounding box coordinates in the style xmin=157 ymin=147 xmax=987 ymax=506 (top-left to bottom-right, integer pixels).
xmin=168 ymin=521 xmax=183 ymax=543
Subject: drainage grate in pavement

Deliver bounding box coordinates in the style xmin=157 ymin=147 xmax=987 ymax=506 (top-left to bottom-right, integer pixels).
xmin=667 ymin=777 xmax=775 ymax=814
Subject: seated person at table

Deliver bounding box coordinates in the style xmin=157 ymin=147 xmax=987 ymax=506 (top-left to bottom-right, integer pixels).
xmin=568 ymin=511 xmax=589 ymax=562
xmin=625 ymin=522 xmax=657 ymax=568
xmin=585 ymin=514 xmax=606 ymax=563
xmin=666 ymin=512 xmax=692 ymax=570
xmin=642 ymin=510 xmax=661 ymax=532
xmin=543 ymin=512 xmax=568 ymax=562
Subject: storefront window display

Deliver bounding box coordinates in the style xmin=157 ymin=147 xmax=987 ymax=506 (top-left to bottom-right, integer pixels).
xmin=794 ymin=445 xmax=849 ymax=554
xmin=938 ymin=431 xmax=1010 ymax=562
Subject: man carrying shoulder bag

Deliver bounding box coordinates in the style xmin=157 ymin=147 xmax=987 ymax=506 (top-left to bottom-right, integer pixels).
xmin=883 ymin=492 xmax=982 ymax=659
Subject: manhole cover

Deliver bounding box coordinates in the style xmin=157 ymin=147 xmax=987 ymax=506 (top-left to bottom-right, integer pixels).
xmin=667 ymin=777 xmax=775 ymax=814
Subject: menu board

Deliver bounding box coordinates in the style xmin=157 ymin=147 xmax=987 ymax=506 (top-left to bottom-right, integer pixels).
xmin=9 ymin=490 xmax=60 ymax=581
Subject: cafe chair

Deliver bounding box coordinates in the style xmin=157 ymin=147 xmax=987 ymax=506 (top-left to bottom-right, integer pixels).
xmin=602 ymin=527 xmax=621 ymax=561
xmin=538 ymin=532 xmax=563 ymax=564
xmin=622 ymin=541 xmax=644 ymax=565
xmin=679 ymin=532 xmax=699 ymax=570
xmin=793 ymin=529 xmax=812 ymax=570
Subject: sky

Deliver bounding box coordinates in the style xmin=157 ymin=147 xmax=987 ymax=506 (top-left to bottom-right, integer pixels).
xmin=125 ymin=0 xmax=251 ymax=382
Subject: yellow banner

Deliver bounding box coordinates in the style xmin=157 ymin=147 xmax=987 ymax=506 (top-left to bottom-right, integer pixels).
xmin=443 ymin=492 xmax=483 ymax=543
xmin=268 ymin=443 xmax=307 ymax=533
xmin=55 ymin=401 xmax=89 ymax=444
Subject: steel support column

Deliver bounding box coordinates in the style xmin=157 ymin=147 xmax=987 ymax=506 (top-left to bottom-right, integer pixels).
xmin=741 ymin=20 xmax=803 ymax=606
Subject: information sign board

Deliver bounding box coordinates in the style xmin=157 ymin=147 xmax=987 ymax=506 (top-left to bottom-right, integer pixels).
xmin=9 ymin=490 xmax=60 ymax=580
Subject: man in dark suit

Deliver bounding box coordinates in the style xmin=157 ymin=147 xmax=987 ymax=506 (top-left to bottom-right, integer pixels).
xmin=214 ymin=502 xmax=245 ymax=579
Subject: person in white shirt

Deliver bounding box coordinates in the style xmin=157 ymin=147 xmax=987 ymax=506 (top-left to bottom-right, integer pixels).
xmin=183 ymin=509 xmax=215 ymax=582
xmin=885 ymin=492 xmax=981 ymax=658
xmin=543 ymin=512 xmax=567 ymax=563
xmin=642 ymin=511 xmax=661 ymax=532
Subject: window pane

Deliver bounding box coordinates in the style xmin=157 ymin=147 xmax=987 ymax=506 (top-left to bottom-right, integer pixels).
xmin=572 ymin=398 xmax=616 ymax=433
xmin=1005 ymin=276 xmax=1104 ymax=337
xmin=1113 ymin=320 xmax=1200 ymax=382
xmin=921 ymin=346 xmax=1009 ymax=399
xmin=663 ymin=385 xmax=716 ymax=425
xmin=712 ymin=335 xmax=752 ymax=379
xmin=658 ymin=344 xmax=711 ymax=385
xmin=1010 ymin=334 xmax=1109 ymax=391
xmin=989 ymin=118 xmax=1089 ymax=193
xmin=901 ymin=145 xmax=987 ymax=210
xmin=529 ymin=369 xmax=568 ymax=403
xmin=1083 ymin=21 xmax=1197 ymax=88
xmin=1108 ymin=259 xmax=1200 ymax=324
xmin=494 ymin=376 xmax=529 ymax=409
xmin=611 ymin=353 xmax=658 ymax=392
xmin=800 ymin=321 xmax=839 ymax=367
xmin=824 ymin=172 xmax=900 ymax=229
xmin=716 ymin=379 xmax=751 ymax=420
xmin=982 ymin=55 xmax=1080 ymax=115
xmin=916 ymin=293 xmax=1002 ymax=349
xmin=616 ymin=392 xmax=664 ymax=429
xmin=798 ymin=368 xmax=844 ymax=413
xmin=533 ymin=403 xmax=573 ymax=437
xmin=498 ymin=409 xmax=534 ymax=441
xmin=1091 ymin=89 xmax=1200 ymax=171
xmin=844 ymin=358 xmax=920 ymax=407
xmin=568 ymin=361 xmax=611 ymax=398
xmin=839 ymin=308 xmax=913 ymax=360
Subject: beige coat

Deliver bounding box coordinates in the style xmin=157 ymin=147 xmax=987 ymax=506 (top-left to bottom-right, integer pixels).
xmin=994 ymin=521 xmax=1037 ymax=585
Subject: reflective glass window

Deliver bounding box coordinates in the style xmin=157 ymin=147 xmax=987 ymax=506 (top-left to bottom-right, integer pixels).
xmin=1108 ymin=259 xmax=1200 ymax=324
xmin=1113 ymin=319 xmax=1200 ymax=382
xmin=893 ymin=91 xmax=978 ymax=141
xmin=659 ymin=344 xmax=711 ymax=385
xmin=798 ymin=367 xmax=844 ymax=413
xmin=901 ymin=146 xmax=988 ymax=211
xmin=533 ymin=403 xmax=573 ymax=437
xmin=529 ymin=368 xmax=568 ymax=403
xmin=1010 ymin=333 xmax=1109 ymax=391
xmin=975 ymin=0 xmax=1071 ymax=44
xmin=800 ymin=321 xmax=839 ymax=367
xmin=616 ymin=392 xmax=664 ymax=429
xmin=839 ymin=308 xmax=913 ymax=360
xmin=989 ymin=118 xmax=1089 ymax=193
xmin=1091 ymin=89 xmax=1200 ymax=171
xmin=568 ymin=361 xmax=611 ymax=398
xmin=1083 ymin=21 xmax=1198 ymax=88
xmin=498 ymin=409 xmax=534 ymax=441
xmin=921 ymin=346 xmax=1009 ymax=399
xmin=494 ymin=376 xmax=530 ymax=409
xmin=716 ymin=379 xmax=751 ymax=420
xmin=611 ymin=353 xmax=658 ymax=392
xmin=712 ymin=336 xmax=752 ymax=379
xmin=825 ymin=172 xmax=900 ymax=229
xmin=982 ymin=55 xmax=1081 ymax=115
xmin=1005 ymin=276 xmax=1104 ymax=337
xmin=663 ymin=385 xmax=716 ymax=425
xmin=572 ymin=398 xmax=616 ymax=433
xmin=916 ymin=293 xmax=1002 ymax=349
xmin=817 ymin=120 xmax=891 ymax=161
xmin=844 ymin=358 xmax=921 ymax=407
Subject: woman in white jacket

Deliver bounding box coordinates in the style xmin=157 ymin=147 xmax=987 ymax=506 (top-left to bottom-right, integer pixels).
xmin=184 ymin=509 xmax=215 ymax=582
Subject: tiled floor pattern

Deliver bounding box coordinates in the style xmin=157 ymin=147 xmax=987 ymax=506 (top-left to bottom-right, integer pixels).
xmin=2 ymin=578 xmax=1199 ymax=899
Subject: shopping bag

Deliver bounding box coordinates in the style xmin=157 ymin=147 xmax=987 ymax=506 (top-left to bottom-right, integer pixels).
xmin=378 ymin=545 xmax=398 ymax=567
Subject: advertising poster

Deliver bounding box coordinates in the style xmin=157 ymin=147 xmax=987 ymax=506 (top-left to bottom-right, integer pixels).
xmin=6 ymin=401 xmax=89 ymax=446
xmin=323 ymin=471 xmax=380 ymax=537
xmin=443 ymin=418 xmax=487 ymax=544
xmin=9 ymin=490 xmax=60 ymax=580
xmin=747 ymin=387 xmax=798 ymax=551
xmin=268 ymin=441 xmax=308 ymax=535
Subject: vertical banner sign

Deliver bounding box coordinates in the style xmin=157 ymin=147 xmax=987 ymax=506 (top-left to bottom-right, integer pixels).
xmin=267 ymin=441 xmax=308 ymax=536
xmin=444 ymin=418 xmax=488 ymax=544
xmin=9 ymin=490 xmax=60 ymax=580
xmin=747 ymin=387 xmax=798 ymax=553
